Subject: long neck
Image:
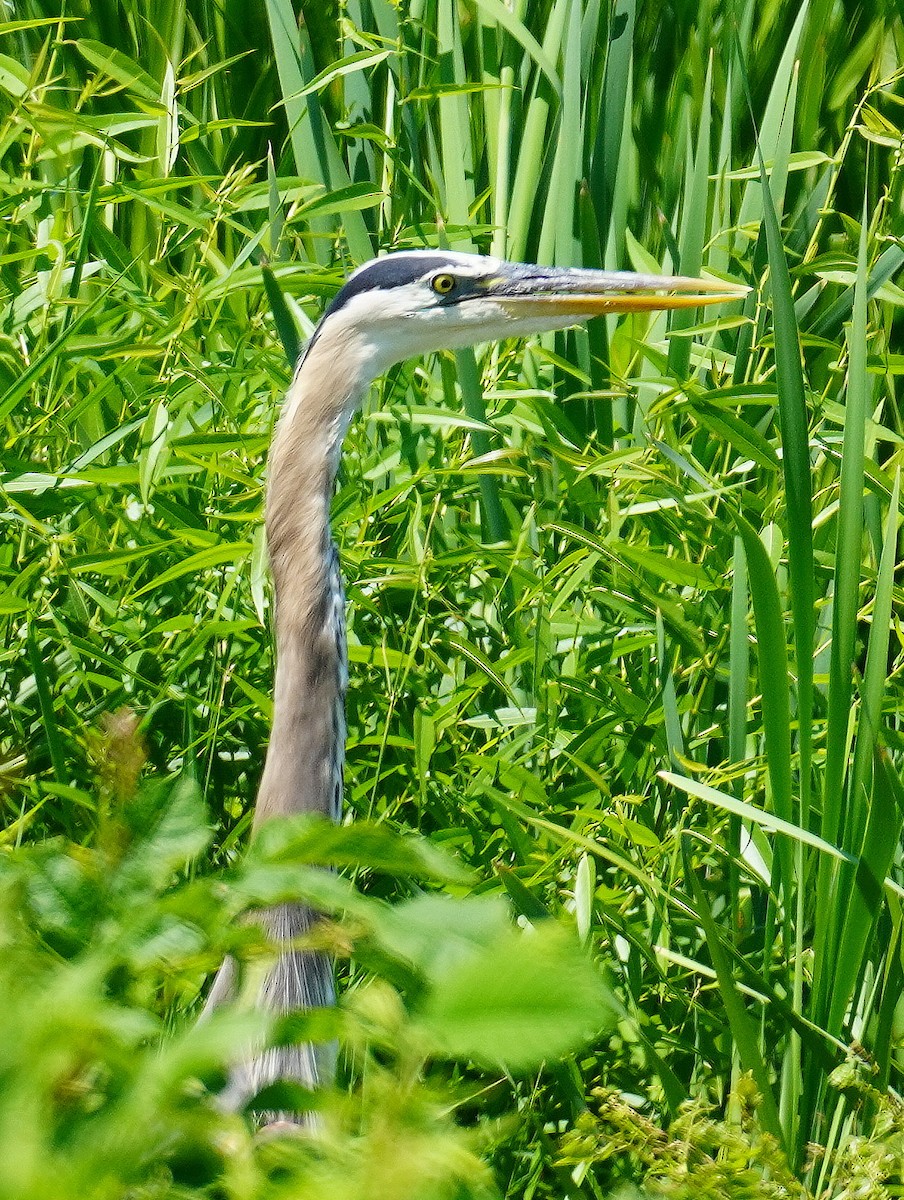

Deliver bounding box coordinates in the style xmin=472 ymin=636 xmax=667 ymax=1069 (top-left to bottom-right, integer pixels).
xmin=253 ymin=332 xmax=368 ymax=827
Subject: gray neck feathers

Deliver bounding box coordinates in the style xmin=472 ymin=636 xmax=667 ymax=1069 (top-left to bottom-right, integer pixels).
xmin=253 ymin=330 xmax=366 ymax=827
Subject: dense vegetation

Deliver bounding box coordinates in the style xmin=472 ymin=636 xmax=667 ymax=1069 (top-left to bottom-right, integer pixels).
xmin=2 ymin=0 xmax=903 ymax=1195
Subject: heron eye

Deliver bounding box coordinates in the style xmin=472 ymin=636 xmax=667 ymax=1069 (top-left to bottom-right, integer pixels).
xmin=431 ymin=273 xmax=456 ymax=295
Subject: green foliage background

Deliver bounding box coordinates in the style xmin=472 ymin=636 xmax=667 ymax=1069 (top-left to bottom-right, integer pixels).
xmin=2 ymin=0 xmax=904 ymax=1196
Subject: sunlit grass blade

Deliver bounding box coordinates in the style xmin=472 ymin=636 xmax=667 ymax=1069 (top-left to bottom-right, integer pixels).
xmin=682 ymin=835 xmax=784 ymax=1147
xmin=476 ymin=7 xmax=509 ymax=261
xmin=850 ymin=469 xmax=901 ymax=820
xmin=731 ymin=515 xmax=793 ymax=834
xmin=737 ymin=1 xmax=808 ymax=231
xmin=471 ymin=0 xmax=562 ymax=93
xmin=437 ymin=0 xmax=476 ymax=249
xmin=506 ymin=0 xmax=569 ymax=261
xmin=827 ymin=750 xmax=904 ymax=1036
xmin=664 ymin=773 xmax=852 ymax=865
xmin=818 ymin=467 xmax=902 ymax=1048
xmin=451 ymin=350 xmax=509 ymax=543
xmin=811 ymin=202 xmax=871 ymax=1032
xmin=264 ymin=0 xmax=372 ymax=262
xmin=727 ymin=532 xmax=749 ymax=923
xmin=26 ymin=624 xmax=67 ymax=792
xmin=822 ymin=202 xmax=870 ymax=851
xmin=537 ymin=0 xmax=581 ymax=267
xmin=751 ymin=108 xmax=814 ymax=838
xmin=261 ymin=264 xmax=300 ymax=367
xmin=667 ymin=54 xmax=711 ymax=381
xmin=810 ymin=244 xmax=904 ymax=339
xmin=589 ymin=0 xmax=634 ymax=253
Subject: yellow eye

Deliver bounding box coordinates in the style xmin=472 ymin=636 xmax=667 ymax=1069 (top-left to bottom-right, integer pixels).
xmin=431 ymin=273 xmax=456 ymax=295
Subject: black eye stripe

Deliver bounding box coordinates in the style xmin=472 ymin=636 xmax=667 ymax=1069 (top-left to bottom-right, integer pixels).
xmin=324 ymin=255 xmax=458 ymax=317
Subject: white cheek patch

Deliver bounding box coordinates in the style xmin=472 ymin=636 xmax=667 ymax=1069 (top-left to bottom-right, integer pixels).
xmin=319 ymin=258 xmax=585 ymax=372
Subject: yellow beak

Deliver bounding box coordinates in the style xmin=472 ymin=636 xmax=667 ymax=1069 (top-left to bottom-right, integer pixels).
xmin=481 ymin=267 xmax=748 ymax=318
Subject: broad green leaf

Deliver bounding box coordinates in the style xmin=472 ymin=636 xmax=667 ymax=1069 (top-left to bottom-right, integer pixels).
xmin=414 ymin=917 xmax=616 ymax=1070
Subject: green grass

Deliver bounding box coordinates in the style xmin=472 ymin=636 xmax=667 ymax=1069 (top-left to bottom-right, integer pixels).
xmin=2 ymin=1 xmax=904 ymax=1196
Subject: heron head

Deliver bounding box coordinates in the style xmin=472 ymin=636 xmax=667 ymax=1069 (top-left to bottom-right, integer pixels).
xmin=312 ymin=250 xmax=747 ymax=375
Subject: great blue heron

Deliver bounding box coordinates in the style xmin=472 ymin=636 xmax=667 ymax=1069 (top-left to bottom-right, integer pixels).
xmin=205 ymin=250 xmax=743 ymax=1118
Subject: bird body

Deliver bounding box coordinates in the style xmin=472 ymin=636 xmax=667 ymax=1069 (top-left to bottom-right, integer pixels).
xmin=206 ymin=250 xmax=745 ymax=1116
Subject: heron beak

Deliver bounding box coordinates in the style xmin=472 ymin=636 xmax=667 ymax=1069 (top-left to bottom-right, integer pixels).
xmin=485 ymin=266 xmax=748 ymax=316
